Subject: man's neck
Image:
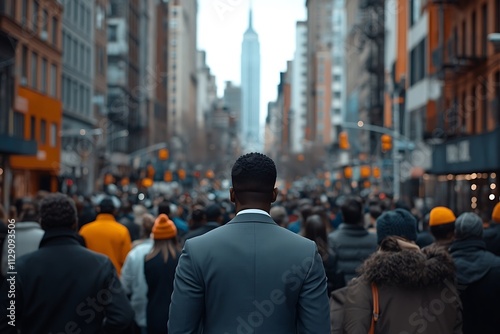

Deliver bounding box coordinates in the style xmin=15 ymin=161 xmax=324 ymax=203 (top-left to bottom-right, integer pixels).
xmin=236 ymin=205 xmax=270 ymax=214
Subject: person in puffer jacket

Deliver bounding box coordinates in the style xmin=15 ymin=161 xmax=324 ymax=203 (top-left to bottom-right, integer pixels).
xmin=343 ymin=209 xmax=462 ymax=334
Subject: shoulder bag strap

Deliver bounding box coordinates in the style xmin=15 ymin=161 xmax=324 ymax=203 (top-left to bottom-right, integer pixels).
xmin=369 ymin=282 xmax=379 ymax=334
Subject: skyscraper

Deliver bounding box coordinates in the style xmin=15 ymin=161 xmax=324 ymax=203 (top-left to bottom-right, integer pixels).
xmin=241 ymin=6 xmax=261 ymax=152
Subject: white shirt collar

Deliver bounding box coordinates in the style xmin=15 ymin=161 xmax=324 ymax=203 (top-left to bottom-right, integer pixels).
xmin=236 ymin=209 xmax=271 ymax=217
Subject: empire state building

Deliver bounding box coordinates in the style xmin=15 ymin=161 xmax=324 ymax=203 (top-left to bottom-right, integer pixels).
xmin=241 ymin=7 xmax=261 ymax=151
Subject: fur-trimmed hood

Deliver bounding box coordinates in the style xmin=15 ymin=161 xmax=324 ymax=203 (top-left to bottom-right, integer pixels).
xmin=358 ymin=245 xmax=456 ymax=288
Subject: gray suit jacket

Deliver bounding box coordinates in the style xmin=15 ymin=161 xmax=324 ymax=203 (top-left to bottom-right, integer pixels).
xmin=168 ymin=213 xmax=330 ymax=334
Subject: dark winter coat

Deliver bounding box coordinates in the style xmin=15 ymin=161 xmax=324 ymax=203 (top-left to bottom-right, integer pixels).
xmin=327 ymin=223 xmax=377 ymax=284
xmin=342 ymin=245 xmax=462 ymax=334
xmin=483 ymin=223 xmax=500 ymax=256
xmin=449 ymin=239 xmax=500 ymax=334
xmin=144 ymin=250 xmax=181 ymax=334
xmin=0 ymin=228 xmax=134 ymax=333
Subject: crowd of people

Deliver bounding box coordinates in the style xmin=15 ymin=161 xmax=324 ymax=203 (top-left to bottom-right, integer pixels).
xmin=0 ymin=152 xmax=499 ymax=333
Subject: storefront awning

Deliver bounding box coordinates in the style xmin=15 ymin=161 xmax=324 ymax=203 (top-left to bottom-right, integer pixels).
xmin=429 ymin=127 xmax=500 ymax=175
xmin=0 ymin=134 xmax=37 ymax=156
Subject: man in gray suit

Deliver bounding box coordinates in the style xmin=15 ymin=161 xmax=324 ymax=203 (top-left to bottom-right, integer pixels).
xmin=169 ymin=153 xmax=330 ymax=334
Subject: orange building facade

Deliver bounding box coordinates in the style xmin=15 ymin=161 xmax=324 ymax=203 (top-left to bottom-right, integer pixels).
xmin=1 ymin=0 xmax=63 ymax=198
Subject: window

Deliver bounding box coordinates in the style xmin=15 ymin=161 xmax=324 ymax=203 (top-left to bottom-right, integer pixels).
xmin=80 ymin=84 xmax=84 ymax=112
xmin=462 ymin=20 xmax=466 ymax=55
xmin=96 ymin=5 xmax=105 ymax=30
xmin=98 ymin=47 xmax=104 ymax=75
xmin=410 ymin=38 xmax=426 ymax=86
xmin=108 ymin=24 xmax=117 ymax=41
xmin=410 ymin=0 xmax=421 ymax=26
xmin=40 ymin=119 xmax=46 ymax=144
xmin=471 ymin=11 xmax=476 ymax=57
xmin=333 ymin=74 xmax=341 ymax=82
xmin=497 ymin=0 xmax=500 ymax=32
xmin=21 ymin=0 xmax=28 ymax=26
xmin=73 ymin=0 xmax=78 ymax=22
xmin=50 ymin=123 xmax=57 ymax=147
xmin=50 ymin=64 xmax=56 ymax=97
xmin=482 ymin=4 xmax=488 ymax=56
xmin=52 ymin=17 xmax=58 ymax=47
xmin=482 ymin=84 xmax=488 ymax=132
xmin=31 ymin=52 xmax=38 ymax=88
xmin=42 ymin=9 xmax=48 ymax=35
xmin=80 ymin=44 xmax=85 ymax=71
xmin=32 ymin=1 xmax=39 ymax=32
xmin=21 ymin=46 xmax=28 ymax=84
xmin=170 ymin=20 xmax=177 ymax=29
xmin=41 ymin=58 xmax=47 ymax=93
xmin=13 ymin=112 xmax=24 ymax=138
xmin=333 ymin=108 xmax=341 ymax=115
xmin=30 ymin=116 xmax=36 ymax=140
xmin=73 ymin=39 xmax=78 ymax=66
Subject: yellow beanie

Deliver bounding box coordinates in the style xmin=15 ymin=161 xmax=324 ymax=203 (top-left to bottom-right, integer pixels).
xmin=152 ymin=214 xmax=177 ymax=240
xmin=492 ymin=202 xmax=500 ymax=223
xmin=429 ymin=206 xmax=456 ymax=227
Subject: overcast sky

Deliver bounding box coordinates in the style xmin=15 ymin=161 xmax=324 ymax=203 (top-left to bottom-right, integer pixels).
xmin=197 ymin=0 xmax=306 ymax=126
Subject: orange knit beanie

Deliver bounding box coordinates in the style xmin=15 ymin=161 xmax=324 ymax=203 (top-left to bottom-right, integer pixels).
xmin=152 ymin=214 xmax=177 ymax=240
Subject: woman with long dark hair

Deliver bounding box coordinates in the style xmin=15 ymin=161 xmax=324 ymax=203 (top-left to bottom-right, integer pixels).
xmin=304 ymin=215 xmax=342 ymax=295
xmin=144 ymin=214 xmax=181 ymax=334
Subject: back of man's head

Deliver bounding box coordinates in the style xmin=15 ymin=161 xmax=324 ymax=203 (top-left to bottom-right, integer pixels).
xmin=39 ymin=193 xmax=78 ymax=230
xmin=340 ymin=197 xmax=364 ymax=225
xmin=98 ymin=198 xmax=116 ymax=215
xmin=205 ymin=204 xmax=222 ymax=222
xmin=270 ymin=206 xmax=288 ymax=227
xmin=158 ymin=200 xmax=171 ymax=216
xmin=231 ymin=153 xmax=277 ymax=202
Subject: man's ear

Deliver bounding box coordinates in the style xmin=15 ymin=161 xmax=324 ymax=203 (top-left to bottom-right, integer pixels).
xmin=271 ymin=188 xmax=278 ymax=203
xmin=230 ymin=187 xmax=236 ymax=203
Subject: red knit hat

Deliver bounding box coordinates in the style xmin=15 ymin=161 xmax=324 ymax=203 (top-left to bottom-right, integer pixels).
xmin=492 ymin=202 xmax=500 ymax=223
xmin=152 ymin=214 xmax=177 ymax=240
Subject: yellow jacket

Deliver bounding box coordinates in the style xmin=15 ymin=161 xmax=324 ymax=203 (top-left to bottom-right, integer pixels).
xmin=80 ymin=213 xmax=132 ymax=275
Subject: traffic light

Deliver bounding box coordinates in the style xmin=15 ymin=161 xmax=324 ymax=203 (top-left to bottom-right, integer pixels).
xmin=373 ymin=167 xmax=381 ymax=179
xmin=360 ymin=166 xmax=371 ymax=179
xmin=344 ymin=166 xmax=353 ymax=179
xmin=158 ymin=148 xmax=169 ymax=160
xmin=147 ymin=165 xmax=155 ymax=178
xmin=104 ymin=173 xmax=114 ymax=185
xmin=142 ymin=178 xmax=153 ymax=188
xmin=178 ymin=169 xmax=186 ymax=180
xmin=339 ymin=131 xmax=350 ymax=150
xmin=164 ymin=170 xmax=173 ymax=182
xmin=206 ymin=170 xmax=214 ymax=179
xmin=381 ymin=134 xmax=392 ymax=152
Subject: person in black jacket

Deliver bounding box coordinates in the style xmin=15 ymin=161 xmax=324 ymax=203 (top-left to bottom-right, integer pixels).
xmin=327 ymin=196 xmax=377 ymax=285
xmin=0 ymin=193 xmax=134 ymax=333
xmin=484 ymin=202 xmax=500 ymax=256
xmin=183 ymin=204 xmax=221 ymax=242
xmin=449 ymin=212 xmax=500 ymax=334
xmin=144 ymin=213 xmax=181 ymax=334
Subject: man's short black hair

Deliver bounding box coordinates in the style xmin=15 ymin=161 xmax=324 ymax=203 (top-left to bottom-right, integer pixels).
xmin=231 ymin=153 xmax=277 ymax=193
xmin=205 ymin=204 xmax=222 ymax=221
xmin=99 ymin=198 xmax=116 ymax=214
xmin=341 ymin=196 xmax=364 ymax=224
xmin=158 ymin=200 xmax=171 ymax=215
xmin=430 ymin=223 xmax=455 ymax=241
xmin=39 ymin=193 xmax=78 ymax=229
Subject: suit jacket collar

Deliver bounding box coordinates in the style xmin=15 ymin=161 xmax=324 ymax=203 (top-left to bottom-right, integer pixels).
xmin=227 ymin=213 xmax=277 ymax=225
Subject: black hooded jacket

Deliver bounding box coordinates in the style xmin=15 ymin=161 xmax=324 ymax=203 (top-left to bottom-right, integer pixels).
xmin=449 ymin=239 xmax=500 ymax=334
